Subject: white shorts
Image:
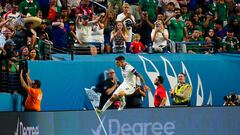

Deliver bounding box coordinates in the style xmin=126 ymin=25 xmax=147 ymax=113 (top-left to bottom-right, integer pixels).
xmin=113 ymin=83 xmax=135 ymax=96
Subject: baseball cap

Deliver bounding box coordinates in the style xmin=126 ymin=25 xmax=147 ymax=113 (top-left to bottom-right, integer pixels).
xmin=69 ymin=20 xmax=75 ymax=24
xmin=82 ymin=15 xmax=89 ymax=20
xmin=5 ymin=39 xmax=16 ymax=46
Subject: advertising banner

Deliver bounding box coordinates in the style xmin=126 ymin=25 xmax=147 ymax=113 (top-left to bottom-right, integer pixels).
xmin=0 ymin=107 xmax=239 ymax=135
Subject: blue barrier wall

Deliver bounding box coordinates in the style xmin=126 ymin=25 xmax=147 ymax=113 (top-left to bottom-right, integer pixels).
xmin=0 ymin=93 xmax=22 ymax=111
xmin=0 ymin=107 xmax=239 ymax=135
xmin=28 ymin=54 xmax=240 ymax=111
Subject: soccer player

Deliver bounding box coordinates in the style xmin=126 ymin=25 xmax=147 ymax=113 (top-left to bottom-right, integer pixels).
xmin=97 ymin=56 xmax=149 ymax=113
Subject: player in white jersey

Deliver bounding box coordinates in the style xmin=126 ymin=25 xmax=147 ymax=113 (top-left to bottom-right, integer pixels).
xmin=96 ymin=56 xmax=149 ymax=114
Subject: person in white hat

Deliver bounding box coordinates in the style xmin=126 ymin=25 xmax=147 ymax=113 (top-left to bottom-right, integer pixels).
xmin=24 ymin=16 xmax=42 ymax=49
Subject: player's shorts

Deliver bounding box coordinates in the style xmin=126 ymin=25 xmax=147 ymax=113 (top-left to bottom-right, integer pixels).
xmin=113 ymin=83 xmax=135 ymax=96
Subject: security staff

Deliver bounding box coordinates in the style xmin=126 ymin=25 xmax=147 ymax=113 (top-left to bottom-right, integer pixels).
xmin=170 ymin=72 xmax=192 ymax=106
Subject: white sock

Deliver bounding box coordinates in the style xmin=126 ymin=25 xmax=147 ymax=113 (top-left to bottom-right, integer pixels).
xmin=101 ymin=100 xmax=113 ymax=112
xmin=120 ymin=96 xmax=126 ymax=103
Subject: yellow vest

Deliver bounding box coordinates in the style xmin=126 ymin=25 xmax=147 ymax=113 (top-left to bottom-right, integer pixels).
xmin=174 ymin=83 xmax=192 ymax=104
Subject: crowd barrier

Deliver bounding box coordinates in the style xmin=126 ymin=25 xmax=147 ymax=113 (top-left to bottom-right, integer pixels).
xmin=25 ymin=53 xmax=240 ymax=111
xmin=0 ymin=106 xmax=239 ymax=135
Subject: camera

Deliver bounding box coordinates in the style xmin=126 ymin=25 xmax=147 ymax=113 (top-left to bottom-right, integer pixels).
xmin=224 ymin=93 xmax=240 ymax=106
xmin=143 ymin=12 xmax=147 ymax=17
xmin=125 ymin=20 xmax=132 ymax=30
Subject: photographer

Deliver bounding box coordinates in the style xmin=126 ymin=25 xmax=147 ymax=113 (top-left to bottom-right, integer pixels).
xmin=223 ymin=93 xmax=240 ymax=106
xmin=151 ymin=20 xmax=169 ymax=53
xmin=116 ymin=3 xmax=136 ymax=52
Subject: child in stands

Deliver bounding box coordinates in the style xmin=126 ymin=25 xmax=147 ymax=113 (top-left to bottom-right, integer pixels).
xmin=129 ymin=33 xmax=145 ymax=54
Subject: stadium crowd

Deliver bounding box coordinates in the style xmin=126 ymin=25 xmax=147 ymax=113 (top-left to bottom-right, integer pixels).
xmin=0 ymin=0 xmax=239 ymax=61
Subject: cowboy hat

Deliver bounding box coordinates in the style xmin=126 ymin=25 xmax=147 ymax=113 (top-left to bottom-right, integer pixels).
xmin=24 ymin=16 xmax=42 ymax=28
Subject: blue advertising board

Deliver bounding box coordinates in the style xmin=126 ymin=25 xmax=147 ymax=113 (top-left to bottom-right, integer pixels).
xmin=28 ymin=54 xmax=240 ymax=111
xmin=0 ymin=107 xmax=239 ymax=135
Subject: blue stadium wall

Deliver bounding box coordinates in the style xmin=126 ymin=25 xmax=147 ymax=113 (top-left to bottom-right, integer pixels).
xmin=0 ymin=107 xmax=239 ymax=135
xmin=23 ymin=53 xmax=240 ymax=111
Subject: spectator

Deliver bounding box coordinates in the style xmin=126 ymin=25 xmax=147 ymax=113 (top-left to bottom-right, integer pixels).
xmin=20 ymin=70 xmax=43 ymax=111
xmin=75 ymin=14 xmax=101 ymax=55
xmin=47 ymin=0 xmax=61 ymax=21
xmin=95 ymin=69 xmax=121 ymax=110
xmin=67 ymin=20 xmax=81 ymax=49
xmin=164 ymin=2 xmax=175 ymax=20
xmin=224 ymin=17 xmax=240 ymax=41
xmin=116 ymin=3 xmax=136 ymax=52
xmin=37 ymin=31 xmax=48 ymax=59
xmin=188 ymin=29 xmax=204 ymax=54
xmin=19 ymin=0 xmax=40 ymax=17
xmin=129 ymin=33 xmax=145 ymax=53
xmin=221 ymin=29 xmax=240 ymax=53
xmin=165 ymin=8 xmax=188 ymax=53
xmin=91 ymin=13 xmax=104 ymax=52
xmin=35 ymin=19 xmax=52 ymax=41
xmin=151 ymin=20 xmax=169 ymax=53
xmin=61 ymin=6 xmax=71 ymax=23
xmin=181 ymin=4 xmax=191 ymax=20
xmin=75 ymin=0 xmax=93 ymax=19
xmin=135 ymin=11 xmax=154 ymax=53
xmin=67 ymin=0 xmax=80 ymax=8
xmin=12 ymin=21 xmax=33 ymax=51
xmin=204 ymin=36 xmax=215 ymax=54
xmin=102 ymin=10 xmax=116 ymax=53
xmin=216 ymin=0 xmax=228 ymax=23
xmin=214 ymin=19 xmax=227 ymax=40
xmin=139 ymin=0 xmax=158 ymax=22
xmin=20 ymin=46 xmax=29 ymax=60
xmin=205 ymin=29 xmax=221 ymax=53
xmin=37 ymin=0 xmax=50 ymax=18
xmin=185 ymin=19 xmax=194 ymax=40
xmin=23 ymin=17 xmax=41 ymax=49
xmin=29 ymin=48 xmax=39 ymax=61
xmin=203 ymin=11 xmax=215 ymax=35
xmin=3 ymin=3 xmax=21 ymax=26
xmin=110 ymin=21 xmax=129 ymax=53
xmin=52 ymin=15 xmax=68 ymax=49
xmin=170 ymin=72 xmax=192 ymax=106
xmin=154 ymin=75 xmax=167 ymax=107
xmin=0 ymin=26 xmax=15 ymax=52
xmin=107 ymin=0 xmax=123 ymax=15
xmin=126 ymin=77 xmax=146 ymax=108
xmin=124 ymin=0 xmax=140 ymax=21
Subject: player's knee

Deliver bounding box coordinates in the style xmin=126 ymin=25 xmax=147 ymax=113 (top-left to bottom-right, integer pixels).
xmin=118 ymin=91 xmax=125 ymax=98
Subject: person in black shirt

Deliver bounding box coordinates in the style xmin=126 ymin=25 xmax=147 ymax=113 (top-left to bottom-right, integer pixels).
xmin=126 ymin=77 xmax=146 ymax=108
xmin=95 ymin=69 xmax=120 ymax=109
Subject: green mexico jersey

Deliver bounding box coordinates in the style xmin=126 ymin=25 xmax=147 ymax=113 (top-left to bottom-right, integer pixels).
xmin=221 ymin=36 xmax=239 ymax=52
xmin=169 ymin=18 xmax=186 ymax=42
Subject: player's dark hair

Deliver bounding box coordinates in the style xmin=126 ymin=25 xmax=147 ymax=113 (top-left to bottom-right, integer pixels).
xmin=115 ymin=56 xmax=125 ymax=61
xmin=157 ymin=76 xmax=164 ymax=84
xmin=179 ymin=72 xmax=186 ymax=77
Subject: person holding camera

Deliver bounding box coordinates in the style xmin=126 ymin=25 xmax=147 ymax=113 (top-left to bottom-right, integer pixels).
xmin=170 ymin=72 xmax=192 ymax=106
xmin=151 ymin=20 xmax=169 ymax=53
xmin=20 ymin=70 xmax=42 ymax=111
xmin=110 ymin=21 xmax=129 ymax=53
xmin=116 ymin=3 xmax=136 ymax=52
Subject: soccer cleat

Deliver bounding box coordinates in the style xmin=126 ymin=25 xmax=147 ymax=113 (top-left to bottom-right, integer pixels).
xmin=117 ymin=101 xmax=126 ymax=111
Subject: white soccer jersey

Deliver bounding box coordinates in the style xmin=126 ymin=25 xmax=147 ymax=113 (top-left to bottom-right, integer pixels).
xmin=121 ymin=63 xmax=137 ymax=87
